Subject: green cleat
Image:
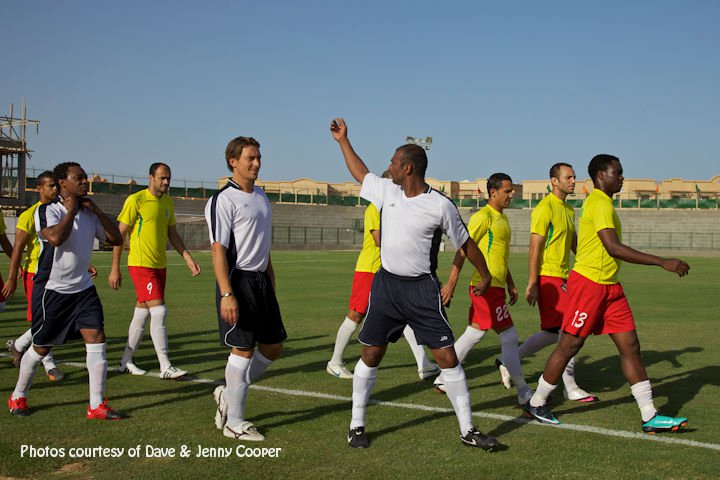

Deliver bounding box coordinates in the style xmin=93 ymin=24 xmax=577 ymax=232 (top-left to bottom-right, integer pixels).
xmin=641 ymin=414 xmax=688 ymax=434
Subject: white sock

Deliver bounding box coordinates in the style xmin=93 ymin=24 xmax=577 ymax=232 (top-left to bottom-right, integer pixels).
xmin=517 ymin=330 xmax=558 ymax=357
xmin=499 ymin=327 xmax=532 ymax=403
xmin=330 ymin=317 xmax=358 ymax=365
xmin=121 ymin=308 xmax=150 ymax=366
xmin=561 ymin=356 xmax=580 ymax=392
xmin=86 ymin=343 xmax=107 ymax=409
xmin=442 ymin=364 xmax=474 ymax=435
xmin=350 ymin=359 xmax=377 ymax=429
xmin=15 ymin=329 xmax=33 ymax=352
xmin=403 ymin=325 xmax=432 ymax=370
xmin=530 ymin=375 xmax=557 ymax=408
xmin=12 ymin=348 xmax=44 ymax=399
xmin=247 ymin=351 xmax=273 ymax=383
xmin=225 ymin=354 xmax=251 ymax=426
xmin=631 ymin=380 xmax=657 ymax=422
xmin=42 ymin=352 xmax=58 ymax=372
xmin=454 ymin=325 xmax=486 ymax=363
xmin=149 ymin=305 xmax=171 ymax=371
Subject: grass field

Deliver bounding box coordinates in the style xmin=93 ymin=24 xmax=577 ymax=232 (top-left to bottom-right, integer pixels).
xmin=0 ymin=251 xmax=718 ymax=479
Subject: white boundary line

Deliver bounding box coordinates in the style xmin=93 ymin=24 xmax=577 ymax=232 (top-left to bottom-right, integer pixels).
xmin=6 ymin=355 xmax=717 ymax=452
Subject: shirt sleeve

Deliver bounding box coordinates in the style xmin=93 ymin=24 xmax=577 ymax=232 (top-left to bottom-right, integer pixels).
xmin=117 ymin=195 xmax=139 ymax=227
xmin=35 ymin=204 xmax=62 ymax=241
xmin=16 ymin=209 xmax=33 ymax=234
xmin=205 ymin=194 xmax=234 ymax=248
xmin=592 ymin=201 xmax=617 ymax=233
xmin=94 ymin=213 xmax=107 ymax=242
xmin=365 ymin=203 xmax=380 ymax=232
xmin=359 ymin=173 xmax=388 ymax=209
xmin=440 ymin=199 xmax=469 ymax=249
xmin=468 ymin=210 xmax=491 ymax=244
xmin=530 ymin=202 xmax=551 ymax=236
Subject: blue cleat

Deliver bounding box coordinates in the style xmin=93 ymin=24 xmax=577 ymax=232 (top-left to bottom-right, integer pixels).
xmin=523 ymin=402 xmax=561 ymax=425
xmin=641 ymin=414 xmax=688 ymax=434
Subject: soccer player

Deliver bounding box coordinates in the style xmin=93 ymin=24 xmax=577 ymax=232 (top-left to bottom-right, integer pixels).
xmin=434 ymin=173 xmax=533 ymax=407
xmin=524 ymin=154 xmax=690 ymax=434
xmin=7 ymin=162 xmax=124 ymax=419
xmin=110 ymin=162 xmax=200 ymax=379
xmin=206 ymin=136 xmax=285 ymax=442
xmin=496 ymin=163 xmax=596 ymax=402
xmin=3 ymin=171 xmax=65 ymax=381
xmin=331 ymin=117 xmax=497 ymax=451
xmin=327 ymin=197 xmax=439 ymax=380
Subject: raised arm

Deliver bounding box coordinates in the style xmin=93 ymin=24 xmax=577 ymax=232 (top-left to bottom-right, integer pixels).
xmin=80 ymin=198 xmax=122 ymax=246
xmin=42 ymin=196 xmax=80 ymax=247
xmin=108 ymin=222 xmax=130 ymax=289
xmin=330 ymin=118 xmax=369 ymax=184
xmin=597 ymin=228 xmax=689 ymax=276
xmin=168 ymin=224 xmax=201 ymax=276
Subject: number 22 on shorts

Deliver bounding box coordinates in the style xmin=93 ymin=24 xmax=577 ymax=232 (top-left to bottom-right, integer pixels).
xmin=495 ymin=305 xmax=509 ymax=322
xmin=571 ymin=310 xmax=588 ymax=328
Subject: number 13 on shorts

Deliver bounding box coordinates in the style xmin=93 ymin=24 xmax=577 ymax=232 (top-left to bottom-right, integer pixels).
xmin=570 ymin=310 xmax=588 ymax=328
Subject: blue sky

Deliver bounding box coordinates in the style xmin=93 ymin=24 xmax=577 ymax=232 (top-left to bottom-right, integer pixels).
xmin=4 ymin=1 xmax=719 ymax=185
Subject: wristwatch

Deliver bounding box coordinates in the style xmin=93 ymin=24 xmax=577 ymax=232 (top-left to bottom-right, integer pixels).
xmin=220 ymin=292 xmax=233 ymax=298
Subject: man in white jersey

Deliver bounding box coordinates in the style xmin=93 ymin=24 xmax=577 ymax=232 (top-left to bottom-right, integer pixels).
xmin=7 ymin=162 xmax=124 ymax=419
xmin=206 ymin=136 xmax=285 ymax=442
xmin=331 ymin=118 xmax=497 ymax=451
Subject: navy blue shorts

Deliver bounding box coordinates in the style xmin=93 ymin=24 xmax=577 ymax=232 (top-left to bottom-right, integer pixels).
xmin=216 ymin=270 xmax=286 ymax=349
xmin=359 ymin=268 xmax=454 ymax=349
xmin=31 ymin=285 xmax=104 ymax=346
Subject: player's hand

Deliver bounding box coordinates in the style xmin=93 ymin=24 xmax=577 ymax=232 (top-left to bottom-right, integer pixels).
xmin=330 ymin=118 xmax=347 ymax=142
xmin=507 ymin=286 xmax=518 ymax=306
xmin=108 ymin=268 xmax=122 ymax=289
xmin=63 ymin=195 xmax=80 ymax=213
xmin=1 ymin=277 xmax=17 ymax=299
xmin=88 ymin=265 xmax=98 ymax=279
xmin=185 ymin=256 xmax=201 ymax=277
xmin=79 ymin=197 xmax=101 ymax=214
xmin=471 ymin=276 xmax=491 ymax=296
xmin=220 ymin=295 xmax=239 ymax=325
xmin=661 ymin=258 xmax=690 ymax=277
xmin=525 ymin=282 xmax=539 ymax=306
xmin=440 ymin=282 xmax=455 ymax=307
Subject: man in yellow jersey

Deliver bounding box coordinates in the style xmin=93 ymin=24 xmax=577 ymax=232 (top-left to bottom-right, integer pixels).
xmin=524 ymin=154 xmax=690 ymax=434
xmin=109 ymin=162 xmax=200 ymax=379
xmin=327 ymin=198 xmax=439 ymax=380
xmin=497 ymin=163 xmax=596 ymax=402
xmin=435 ymin=173 xmax=533 ymax=406
xmin=3 ymin=171 xmax=65 ymax=381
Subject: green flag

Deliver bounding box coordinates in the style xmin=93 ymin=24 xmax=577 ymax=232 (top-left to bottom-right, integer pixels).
xmin=695 ymin=183 xmax=701 ymax=194
xmin=546 ymin=184 xmax=551 ymax=193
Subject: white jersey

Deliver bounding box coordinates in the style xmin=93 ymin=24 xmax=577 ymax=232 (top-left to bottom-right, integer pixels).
xmin=35 ymin=197 xmax=106 ymax=294
xmin=205 ymin=180 xmax=271 ymax=272
xmin=360 ymin=173 xmax=469 ymax=277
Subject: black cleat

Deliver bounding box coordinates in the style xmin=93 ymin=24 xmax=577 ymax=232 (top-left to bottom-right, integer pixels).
xmin=347 ymin=427 xmax=369 ymax=448
xmin=461 ymin=427 xmax=497 ymax=451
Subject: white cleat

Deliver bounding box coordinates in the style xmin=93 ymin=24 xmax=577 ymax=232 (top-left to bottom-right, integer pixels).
xmin=213 ymin=385 xmax=228 ymax=429
xmin=495 ymin=358 xmax=513 ymax=389
xmin=119 ymin=362 xmax=147 ymax=376
xmin=160 ymin=365 xmax=188 ymax=380
xmin=326 ymin=362 xmax=353 ymax=379
xmin=418 ymin=363 xmax=441 ymax=380
xmin=564 ymin=387 xmax=599 ymax=403
xmin=224 ymin=421 xmax=265 ymax=442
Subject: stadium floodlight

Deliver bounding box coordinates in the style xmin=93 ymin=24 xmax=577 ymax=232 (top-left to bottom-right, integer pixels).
xmin=406 ymin=136 xmax=433 ymax=150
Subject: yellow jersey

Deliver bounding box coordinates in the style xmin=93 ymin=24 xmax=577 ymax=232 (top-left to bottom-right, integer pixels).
xmin=354 ymin=203 xmax=381 ymax=273
xmin=530 ymin=193 xmax=575 ymax=279
xmin=16 ymin=201 xmax=42 ymax=273
xmin=573 ymin=189 xmax=622 ymax=284
xmin=468 ymin=205 xmax=510 ymax=288
xmin=117 ymin=189 xmax=176 ymax=269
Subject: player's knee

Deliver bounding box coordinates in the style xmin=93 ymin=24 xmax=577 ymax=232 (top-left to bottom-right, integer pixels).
xmin=259 ymin=343 xmax=283 ymax=361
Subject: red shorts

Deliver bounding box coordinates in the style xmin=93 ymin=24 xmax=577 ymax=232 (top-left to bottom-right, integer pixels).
xmin=128 ymin=266 xmax=167 ymax=303
xmin=348 ymin=271 xmax=375 ymax=314
xmin=21 ymin=269 xmax=34 ymax=321
xmin=537 ymin=276 xmax=567 ymax=330
xmin=561 ymin=271 xmax=635 ymax=338
xmin=468 ymin=286 xmax=513 ymax=332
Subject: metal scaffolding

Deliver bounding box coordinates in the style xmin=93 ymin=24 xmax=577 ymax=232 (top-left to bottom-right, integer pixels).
xmin=0 ymin=99 xmax=39 ymax=207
